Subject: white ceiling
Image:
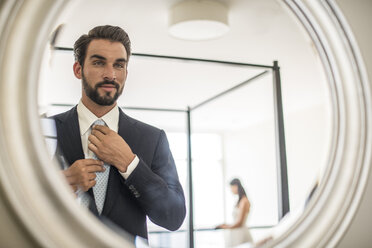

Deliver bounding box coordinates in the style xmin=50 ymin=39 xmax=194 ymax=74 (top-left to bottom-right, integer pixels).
xmin=39 ymin=0 xmax=328 ymax=132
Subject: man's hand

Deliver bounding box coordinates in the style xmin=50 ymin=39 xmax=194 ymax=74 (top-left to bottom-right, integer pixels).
xmin=88 ymin=125 xmax=135 ymax=173
xmin=63 ymin=159 xmax=105 ymax=192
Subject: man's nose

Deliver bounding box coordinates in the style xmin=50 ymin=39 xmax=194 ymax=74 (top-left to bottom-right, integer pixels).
xmin=102 ymin=65 xmax=116 ymax=81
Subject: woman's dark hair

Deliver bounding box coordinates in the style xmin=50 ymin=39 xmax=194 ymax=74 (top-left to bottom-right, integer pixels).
xmin=73 ymin=25 xmax=131 ymax=67
xmin=230 ymin=178 xmax=247 ymax=206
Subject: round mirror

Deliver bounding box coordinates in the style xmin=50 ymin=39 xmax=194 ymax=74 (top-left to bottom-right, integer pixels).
xmin=0 ymin=0 xmax=370 ymax=247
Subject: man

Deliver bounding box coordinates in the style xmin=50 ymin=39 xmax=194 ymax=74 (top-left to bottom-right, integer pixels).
xmin=53 ymin=25 xmax=186 ymax=240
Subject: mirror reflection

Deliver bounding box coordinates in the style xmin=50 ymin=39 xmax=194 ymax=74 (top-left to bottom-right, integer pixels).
xmin=38 ymin=0 xmax=330 ymax=247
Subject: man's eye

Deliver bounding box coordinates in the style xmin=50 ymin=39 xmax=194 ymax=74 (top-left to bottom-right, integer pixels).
xmin=114 ymin=63 xmax=125 ymax=69
xmin=93 ymin=61 xmax=104 ymax=66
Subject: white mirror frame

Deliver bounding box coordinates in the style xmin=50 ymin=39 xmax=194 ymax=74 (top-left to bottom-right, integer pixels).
xmin=0 ymin=0 xmax=370 ymax=247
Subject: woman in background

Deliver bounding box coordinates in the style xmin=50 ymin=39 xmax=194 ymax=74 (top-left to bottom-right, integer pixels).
xmin=217 ymin=178 xmax=253 ymax=246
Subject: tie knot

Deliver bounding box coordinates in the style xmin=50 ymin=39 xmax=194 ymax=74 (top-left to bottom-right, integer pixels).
xmin=93 ymin=119 xmax=106 ymax=127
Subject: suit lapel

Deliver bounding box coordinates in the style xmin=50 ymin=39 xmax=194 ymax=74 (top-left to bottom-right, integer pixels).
xmin=102 ymin=108 xmax=139 ymax=216
xmin=55 ymin=106 xmax=97 ymax=212
xmin=55 ymin=106 xmax=85 ymax=165
xmin=117 ymin=108 xmax=139 ymax=150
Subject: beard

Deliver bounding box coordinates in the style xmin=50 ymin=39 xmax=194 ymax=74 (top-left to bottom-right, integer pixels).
xmin=82 ymin=72 xmax=123 ymax=106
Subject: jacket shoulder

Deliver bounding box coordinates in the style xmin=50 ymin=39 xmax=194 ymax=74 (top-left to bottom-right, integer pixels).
xmin=51 ymin=106 xmax=77 ymax=123
xmin=120 ymin=108 xmax=162 ymax=134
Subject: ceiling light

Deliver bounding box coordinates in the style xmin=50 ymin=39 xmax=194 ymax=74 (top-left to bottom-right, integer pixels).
xmin=169 ymin=0 xmax=230 ymax=41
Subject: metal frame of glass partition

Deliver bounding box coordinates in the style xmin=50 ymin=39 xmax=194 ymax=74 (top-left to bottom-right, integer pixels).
xmin=53 ymin=48 xmax=289 ymax=248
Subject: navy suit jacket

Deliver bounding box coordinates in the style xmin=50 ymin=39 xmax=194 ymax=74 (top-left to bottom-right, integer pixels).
xmin=53 ymin=106 xmax=186 ymax=239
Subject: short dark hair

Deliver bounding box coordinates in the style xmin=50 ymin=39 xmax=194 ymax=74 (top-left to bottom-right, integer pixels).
xmin=73 ymin=25 xmax=131 ymax=67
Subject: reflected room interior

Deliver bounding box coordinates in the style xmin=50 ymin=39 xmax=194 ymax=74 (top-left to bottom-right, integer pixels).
xmin=38 ymin=0 xmax=330 ymax=247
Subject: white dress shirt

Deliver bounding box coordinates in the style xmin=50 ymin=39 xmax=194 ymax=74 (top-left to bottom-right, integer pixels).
xmin=77 ymin=100 xmax=138 ymax=179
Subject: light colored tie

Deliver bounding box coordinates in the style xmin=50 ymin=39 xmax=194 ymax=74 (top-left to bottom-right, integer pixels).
xmin=77 ymin=188 xmax=91 ymax=208
xmin=91 ymin=119 xmax=111 ymax=214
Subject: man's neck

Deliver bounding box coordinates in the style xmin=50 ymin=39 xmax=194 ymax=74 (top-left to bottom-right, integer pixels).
xmin=81 ymin=97 xmax=117 ymax=118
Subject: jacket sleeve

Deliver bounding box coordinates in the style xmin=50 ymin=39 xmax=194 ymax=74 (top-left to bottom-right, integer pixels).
xmin=124 ymin=130 xmax=186 ymax=231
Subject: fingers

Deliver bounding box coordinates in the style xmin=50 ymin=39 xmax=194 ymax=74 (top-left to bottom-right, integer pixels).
xmin=72 ymin=185 xmax=78 ymax=193
xmin=64 ymin=170 xmax=97 ymax=184
xmin=78 ymin=163 xmax=105 ymax=191
xmin=92 ymin=125 xmax=110 ymax=134
xmin=87 ymin=172 xmax=97 ymax=180
xmin=63 ymin=168 xmax=73 ymax=177
xmin=88 ymin=143 xmax=98 ymax=155
xmin=88 ymin=134 xmax=101 ymax=147
xmin=83 ymin=158 xmax=104 ymax=165
xmin=62 ymin=159 xmax=106 ymax=191
xmin=80 ymin=179 xmax=97 ymax=192
xmin=86 ymin=164 xmax=106 ymax=173
xmin=91 ymin=129 xmax=105 ymax=141
xmin=68 ymin=172 xmax=98 ymax=192
xmin=64 ymin=173 xmax=78 ymax=185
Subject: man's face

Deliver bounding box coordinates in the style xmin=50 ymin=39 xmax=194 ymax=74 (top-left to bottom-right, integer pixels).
xmin=74 ymin=39 xmax=128 ymax=106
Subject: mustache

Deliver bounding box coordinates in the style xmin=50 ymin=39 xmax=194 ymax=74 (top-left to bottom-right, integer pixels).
xmin=95 ymin=81 xmax=120 ymax=89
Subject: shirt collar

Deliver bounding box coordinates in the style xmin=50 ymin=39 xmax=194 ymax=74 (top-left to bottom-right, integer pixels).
xmin=77 ymin=100 xmax=119 ymax=135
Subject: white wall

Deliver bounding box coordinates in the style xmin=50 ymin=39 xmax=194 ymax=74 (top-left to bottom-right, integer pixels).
xmin=223 ymin=119 xmax=278 ymax=228
xmin=222 ymin=102 xmax=329 ymax=233
xmin=285 ymin=104 xmax=329 ymax=209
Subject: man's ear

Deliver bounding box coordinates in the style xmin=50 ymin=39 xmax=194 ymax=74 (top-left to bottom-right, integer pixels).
xmin=73 ymin=61 xmax=82 ymax=79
